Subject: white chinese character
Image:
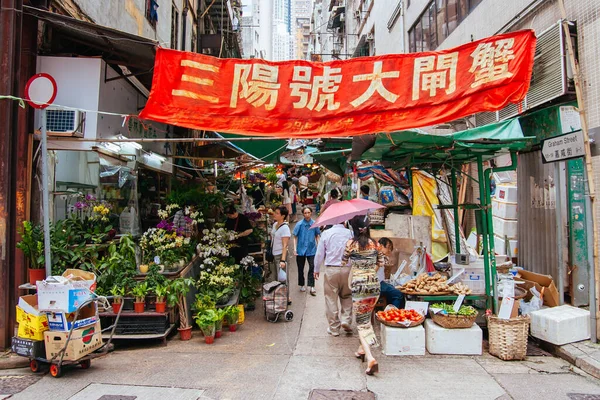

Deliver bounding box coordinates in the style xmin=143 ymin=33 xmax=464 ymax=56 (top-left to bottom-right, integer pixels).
xmin=350 ymin=61 xmax=400 ymax=108
xmin=172 ymin=59 xmax=220 ymax=103
xmin=412 ymin=53 xmax=458 ymax=101
xmin=290 ymin=66 xmax=342 ymax=111
xmin=230 ymin=63 xmax=281 ymax=110
xmin=469 ymin=38 xmax=516 ymax=88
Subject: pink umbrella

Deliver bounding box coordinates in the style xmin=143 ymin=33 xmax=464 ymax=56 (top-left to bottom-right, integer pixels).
xmin=311 ymin=198 xmax=385 ymax=228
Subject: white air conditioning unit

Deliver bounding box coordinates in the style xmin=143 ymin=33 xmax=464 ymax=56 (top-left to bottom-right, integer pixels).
xmin=45 ymin=108 xmax=85 ymax=137
xmin=354 ymin=10 xmax=361 ymax=19
xmin=366 ymin=32 xmax=374 ymax=41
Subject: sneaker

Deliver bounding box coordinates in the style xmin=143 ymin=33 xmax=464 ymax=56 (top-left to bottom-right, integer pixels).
xmin=327 ymin=327 xmax=340 ymax=337
xmin=310 ymin=287 xmax=316 ymax=296
xmin=341 ymin=322 xmax=352 ymax=333
xmin=300 ymin=286 xmax=306 ymax=292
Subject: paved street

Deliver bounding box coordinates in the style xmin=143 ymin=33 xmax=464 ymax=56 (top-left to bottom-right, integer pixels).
xmin=2 ymin=255 xmax=600 ymax=400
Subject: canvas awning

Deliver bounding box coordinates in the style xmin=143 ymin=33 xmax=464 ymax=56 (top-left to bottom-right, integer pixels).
xmin=356 ymin=119 xmax=533 ymax=167
xmin=218 ymin=133 xmax=287 ymax=163
xmin=311 ymin=148 xmax=352 ymax=176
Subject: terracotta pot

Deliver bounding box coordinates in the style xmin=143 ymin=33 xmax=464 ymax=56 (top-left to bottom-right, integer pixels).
xmin=134 ymin=302 xmax=145 ymax=313
xmin=155 ymin=302 xmax=166 ymax=313
xmin=205 ymin=335 xmax=215 ymax=344
xmin=29 ymin=268 xmax=45 ymax=285
xmin=178 ymin=326 xmax=192 ymax=341
xmin=229 ymin=323 xmax=237 ymax=332
xmin=215 ymin=330 xmax=222 ymax=338
xmin=111 ymin=302 xmax=122 ymax=314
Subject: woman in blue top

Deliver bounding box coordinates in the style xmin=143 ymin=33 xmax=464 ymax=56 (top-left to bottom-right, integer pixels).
xmin=293 ymin=207 xmax=320 ymax=295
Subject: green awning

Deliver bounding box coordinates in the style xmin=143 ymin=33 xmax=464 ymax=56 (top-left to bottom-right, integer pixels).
xmin=311 ymin=148 xmax=352 ymax=176
xmin=219 ymin=132 xmax=287 ymax=163
xmin=358 ymin=119 xmax=533 ymax=167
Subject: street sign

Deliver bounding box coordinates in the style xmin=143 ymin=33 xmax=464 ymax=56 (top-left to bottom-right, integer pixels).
xmin=24 ymin=73 xmax=57 ymax=109
xmin=541 ymin=130 xmax=585 ymax=164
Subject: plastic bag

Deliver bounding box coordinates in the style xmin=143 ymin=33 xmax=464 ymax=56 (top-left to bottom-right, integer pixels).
xmin=278 ymin=267 xmax=287 ymax=283
xmin=519 ymin=287 xmax=543 ymax=316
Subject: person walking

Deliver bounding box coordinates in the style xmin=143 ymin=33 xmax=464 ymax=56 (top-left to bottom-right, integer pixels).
xmin=289 ymin=178 xmax=298 ymax=221
xmin=343 ymin=215 xmax=385 ymax=375
xmin=314 ymin=222 xmax=353 ymax=337
xmin=293 ymin=207 xmax=320 ymax=295
xmin=282 ymin=180 xmax=293 ymax=222
xmin=321 ymin=189 xmax=341 ymax=214
xmin=298 ymin=172 xmax=309 ymax=202
xmin=269 ymin=206 xmax=291 ymax=282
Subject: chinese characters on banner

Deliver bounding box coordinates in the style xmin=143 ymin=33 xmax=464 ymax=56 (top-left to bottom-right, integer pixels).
xmin=139 ymin=30 xmax=536 ymax=138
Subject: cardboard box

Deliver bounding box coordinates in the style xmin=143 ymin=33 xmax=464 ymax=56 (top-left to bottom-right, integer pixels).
xmin=16 ymin=295 xmax=49 ymax=338
xmin=45 ymin=302 xmax=98 ymax=331
xmin=516 ymin=270 xmax=559 ymax=307
xmin=18 ymin=323 xmax=46 ymax=341
xmin=37 ymin=270 xmax=96 ymax=313
xmin=11 ymin=336 xmax=46 ymax=359
xmin=44 ymin=320 xmax=102 ymax=361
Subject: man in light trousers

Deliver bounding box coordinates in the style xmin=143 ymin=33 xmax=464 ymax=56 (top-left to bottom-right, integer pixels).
xmin=314 ymin=223 xmax=353 ymax=336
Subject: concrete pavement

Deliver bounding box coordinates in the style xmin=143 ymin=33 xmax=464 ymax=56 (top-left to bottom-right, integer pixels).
xmin=3 ymin=245 xmax=600 ymax=399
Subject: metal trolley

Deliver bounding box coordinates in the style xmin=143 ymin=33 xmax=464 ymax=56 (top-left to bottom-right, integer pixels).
xmin=25 ymin=295 xmax=123 ymax=378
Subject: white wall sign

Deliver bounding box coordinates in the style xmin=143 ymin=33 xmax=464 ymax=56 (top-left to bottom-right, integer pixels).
xmin=541 ymin=130 xmax=585 ymax=164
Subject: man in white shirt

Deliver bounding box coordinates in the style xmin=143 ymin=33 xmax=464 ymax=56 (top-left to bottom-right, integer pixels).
xmin=298 ymin=173 xmax=309 ymax=201
xmin=314 ymin=223 xmax=353 ymax=336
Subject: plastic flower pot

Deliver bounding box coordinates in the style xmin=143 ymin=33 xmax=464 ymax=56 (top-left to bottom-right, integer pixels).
xmin=229 ymin=323 xmax=238 ymax=332
xmin=178 ymin=326 xmax=193 ymax=341
xmin=215 ymin=320 xmax=223 ymax=338
xmin=201 ymin=324 xmax=216 ymax=344
xmin=155 ymin=302 xmax=166 ymax=313
xmin=111 ymin=302 xmax=122 ymax=314
xmin=134 ymin=302 xmax=145 ymax=313
xmin=227 ymin=314 xmax=239 ymax=332
xmin=29 ymin=268 xmax=45 ymax=285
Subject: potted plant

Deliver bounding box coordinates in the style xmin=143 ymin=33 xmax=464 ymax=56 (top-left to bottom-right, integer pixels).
xmin=131 ymin=281 xmax=149 ymax=313
xmin=194 ymin=309 xmax=219 ymax=344
xmin=215 ymin=308 xmax=227 ymax=338
xmin=167 ymin=278 xmax=195 ymax=340
xmin=109 ymin=285 xmax=125 ymax=314
xmin=225 ymin=305 xmax=240 ymax=332
xmin=154 ymin=282 xmax=169 ymax=313
xmin=16 ymin=221 xmax=46 ymax=285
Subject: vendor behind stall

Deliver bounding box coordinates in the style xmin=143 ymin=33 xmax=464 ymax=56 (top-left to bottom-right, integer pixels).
xmin=225 ymin=205 xmax=254 ymax=263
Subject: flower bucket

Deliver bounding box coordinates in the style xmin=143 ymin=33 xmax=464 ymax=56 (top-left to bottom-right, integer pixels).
xmin=155 ymin=302 xmax=166 ymax=313
xmin=201 ymin=324 xmax=216 ymax=344
xmin=215 ymin=320 xmax=223 ymax=338
xmin=178 ymin=326 xmax=193 ymax=341
xmin=134 ymin=302 xmax=145 ymax=313
xmin=111 ymin=302 xmax=122 ymax=314
xmin=29 ymin=268 xmax=45 ymax=285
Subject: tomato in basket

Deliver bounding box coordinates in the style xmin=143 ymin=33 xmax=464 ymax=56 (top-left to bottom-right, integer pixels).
xmin=377 ymin=309 xmax=423 ymax=323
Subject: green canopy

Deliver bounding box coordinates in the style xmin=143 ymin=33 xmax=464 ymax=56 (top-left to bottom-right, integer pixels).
xmin=311 ymin=148 xmax=352 ymax=176
xmin=359 ymin=119 xmax=533 ymax=166
xmin=218 ymin=132 xmax=287 ymax=163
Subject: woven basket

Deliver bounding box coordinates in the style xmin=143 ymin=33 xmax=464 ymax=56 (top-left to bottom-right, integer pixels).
xmin=487 ymin=314 xmax=530 ymax=361
xmin=376 ymin=313 xmax=425 ymax=328
xmin=429 ymin=310 xmax=478 ymax=329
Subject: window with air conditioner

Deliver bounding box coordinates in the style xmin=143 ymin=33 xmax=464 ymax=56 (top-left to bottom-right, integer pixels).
xmin=46 ymin=108 xmax=85 ymax=136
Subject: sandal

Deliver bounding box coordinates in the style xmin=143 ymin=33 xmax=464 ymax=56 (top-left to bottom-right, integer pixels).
xmin=354 ymin=352 xmax=365 ymax=362
xmin=365 ymin=360 xmax=379 ymax=375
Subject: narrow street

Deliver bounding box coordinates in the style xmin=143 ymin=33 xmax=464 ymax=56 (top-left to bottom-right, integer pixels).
xmin=3 ymin=250 xmax=600 ymax=400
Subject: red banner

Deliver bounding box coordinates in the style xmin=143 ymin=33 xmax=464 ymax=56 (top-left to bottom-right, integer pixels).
xmin=139 ymin=30 xmax=536 ymax=138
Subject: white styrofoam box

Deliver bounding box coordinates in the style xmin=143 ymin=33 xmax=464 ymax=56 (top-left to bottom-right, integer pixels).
xmin=495 ymin=235 xmax=518 ymax=258
xmin=495 ymin=184 xmax=518 ymax=203
xmin=380 ymin=324 xmax=425 ymax=356
xmin=425 ymin=319 xmax=482 ymax=355
xmin=530 ymin=305 xmax=590 ymax=345
xmin=493 ymin=216 xmax=518 ymax=239
xmin=492 ymin=198 xmax=518 ymax=220
xmin=452 ymin=260 xmax=485 ymax=294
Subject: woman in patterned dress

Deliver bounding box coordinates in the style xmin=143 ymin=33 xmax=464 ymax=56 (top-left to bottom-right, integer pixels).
xmin=342 ymin=215 xmax=385 ymax=375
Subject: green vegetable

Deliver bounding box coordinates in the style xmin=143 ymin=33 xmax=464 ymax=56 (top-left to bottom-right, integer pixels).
xmin=431 ymin=303 xmax=477 ymax=316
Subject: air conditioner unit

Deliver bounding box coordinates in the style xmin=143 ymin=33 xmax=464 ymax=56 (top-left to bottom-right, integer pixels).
xmin=366 ymin=32 xmax=374 ymax=41
xmin=354 ymin=10 xmax=361 ymax=19
xmin=45 ymin=108 xmax=85 ymax=137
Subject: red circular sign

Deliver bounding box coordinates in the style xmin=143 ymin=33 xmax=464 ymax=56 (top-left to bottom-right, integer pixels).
xmin=24 ymin=73 xmax=57 ymax=109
